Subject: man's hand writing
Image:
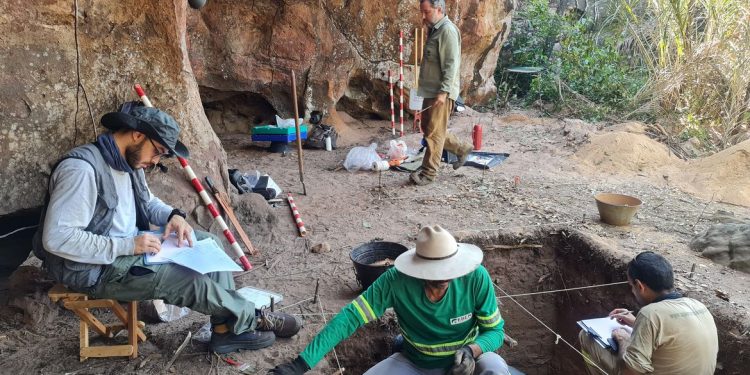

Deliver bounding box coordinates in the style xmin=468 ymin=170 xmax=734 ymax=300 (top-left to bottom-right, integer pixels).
xmin=134 ymin=234 xmax=162 ymax=255
xmin=163 ymin=215 xmax=194 ymax=247
xmin=608 ymin=308 xmax=636 ymax=326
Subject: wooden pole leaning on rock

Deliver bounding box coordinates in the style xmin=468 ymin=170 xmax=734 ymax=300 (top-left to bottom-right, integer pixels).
xmin=133 ymin=84 xmax=252 ymax=271
xmin=290 ymin=70 xmax=307 ymax=195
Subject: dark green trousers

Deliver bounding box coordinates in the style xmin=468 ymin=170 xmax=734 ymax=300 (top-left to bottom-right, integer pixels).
xmin=88 ymin=231 xmax=256 ymax=334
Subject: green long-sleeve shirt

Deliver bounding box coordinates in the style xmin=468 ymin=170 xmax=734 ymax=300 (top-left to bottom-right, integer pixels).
xmin=299 ymin=265 xmax=504 ymax=370
xmin=417 ymin=15 xmax=462 ymax=100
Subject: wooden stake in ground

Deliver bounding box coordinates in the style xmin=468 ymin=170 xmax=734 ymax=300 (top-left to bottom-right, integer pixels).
xmin=399 ymin=30 xmax=404 ymax=137
xmin=389 ymin=70 xmax=395 ymax=136
xmin=291 ymin=70 xmax=307 ymax=195
xmin=204 ymin=176 xmax=259 ymax=256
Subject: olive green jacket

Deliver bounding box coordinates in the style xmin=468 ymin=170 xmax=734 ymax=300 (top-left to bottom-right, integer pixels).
xmin=418 ymin=16 xmax=461 ymax=100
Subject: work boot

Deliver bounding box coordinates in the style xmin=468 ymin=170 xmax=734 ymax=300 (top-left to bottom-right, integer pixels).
xmin=256 ymin=310 xmax=302 ymax=338
xmin=209 ymin=329 xmax=275 ymax=353
xmin=410 ymin=171 xmax=434 ymax=186
xmin=452 ymin=144 xmax=474 ymax=170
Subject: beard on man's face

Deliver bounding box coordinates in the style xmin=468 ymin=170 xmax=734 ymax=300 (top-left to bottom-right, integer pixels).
xmin=125 ymin=140 xmax=147 ymax=170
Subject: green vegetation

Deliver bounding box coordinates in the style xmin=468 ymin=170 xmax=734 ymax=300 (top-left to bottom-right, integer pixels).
xmin=496 ymin=0 xmax=750 ymax=150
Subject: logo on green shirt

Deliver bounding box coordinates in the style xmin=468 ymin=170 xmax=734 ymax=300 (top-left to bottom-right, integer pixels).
xmin=450 ymin=312 xmax=473 ymax=325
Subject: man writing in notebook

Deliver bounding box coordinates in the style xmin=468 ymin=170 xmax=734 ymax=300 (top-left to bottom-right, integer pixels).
xmin=33 ymin=104 xmax=300 ymax=354
xmin=579 ymin=252 xmax=718 ymax=375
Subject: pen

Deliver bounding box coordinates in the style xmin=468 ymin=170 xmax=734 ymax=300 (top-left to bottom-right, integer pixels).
xmin=610 ymin=310 xmax=634 ymax=317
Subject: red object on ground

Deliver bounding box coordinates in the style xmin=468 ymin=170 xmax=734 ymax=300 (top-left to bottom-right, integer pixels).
xmin=472 ymin=124 xmax=483 ymax=150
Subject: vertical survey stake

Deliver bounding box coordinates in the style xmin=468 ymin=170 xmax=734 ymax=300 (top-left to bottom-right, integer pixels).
xmin=290 ymin=71 xmax=307 ymax=196
xmin=133 ymin=84 xmax=252 ymax=271
xmin=287 ymin=193 xmax=307 ymax=237
xmin=389 ymin=70 xmax=396 ymax=136
xmin=399 ymin=30 xmax=404 ymax=137
xmin=414 ymin=28 xmax=419 ymax=85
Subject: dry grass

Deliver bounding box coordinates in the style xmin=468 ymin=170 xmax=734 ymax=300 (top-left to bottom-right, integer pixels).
xmin=619 ymin=0 xmax=750 ymax=150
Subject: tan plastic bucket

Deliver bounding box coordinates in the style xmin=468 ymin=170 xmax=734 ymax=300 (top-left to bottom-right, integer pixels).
xmin=594 ymin=193 xmax=642 ymax=226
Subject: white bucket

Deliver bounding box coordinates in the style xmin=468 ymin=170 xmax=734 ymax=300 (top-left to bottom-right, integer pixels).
xmin=408 ymin=88 xmax=424 ymax=111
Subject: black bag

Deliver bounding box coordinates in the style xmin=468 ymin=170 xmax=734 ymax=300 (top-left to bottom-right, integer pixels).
xmin=305 ymin=124 xmax=338 ymax=150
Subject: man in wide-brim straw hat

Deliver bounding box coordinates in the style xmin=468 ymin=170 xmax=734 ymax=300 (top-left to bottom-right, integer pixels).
xmin=271 ymin=225 xmax=512 ymax=375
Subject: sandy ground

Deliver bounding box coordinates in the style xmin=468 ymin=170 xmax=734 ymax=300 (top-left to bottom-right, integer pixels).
xmin=1 ymin=108 xmax=749 ymax=374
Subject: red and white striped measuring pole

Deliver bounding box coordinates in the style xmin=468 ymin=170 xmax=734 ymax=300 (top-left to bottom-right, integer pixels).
xmin=389 ymin=70 xmax=395 ymax=136
xmin=286 ymin=193 xmax=307 ymax=237
xmin=133 ymin=84 xmax=252 ymax=271
xmin=399 ymin=30 xmax=405 ymax=137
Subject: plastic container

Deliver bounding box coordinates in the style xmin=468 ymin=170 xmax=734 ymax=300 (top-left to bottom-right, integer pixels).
xmin=350 ymin=241 xmax=408 ymax=290
xmin=252 ymin=124 xmax=308 ymax=135
xmin=372 ymin=160 xmax=390 ymax=171
xmin=595 ymin=193 xmax=642 ymax=226
xmin=472 ymin=124 xmax=483 ymax=150
xmin=408 ymin=88 xmax=424 ymax=110
xmin=251 ymin=130 xmax=307 ymax=143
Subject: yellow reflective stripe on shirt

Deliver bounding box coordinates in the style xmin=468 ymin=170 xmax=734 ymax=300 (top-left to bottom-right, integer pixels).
xmin=359 ymin=296 xmax=377 ymax=320
xmin=401 ymin=326 xmax=479 ymax=356
xmin=477 ymin=309 xmax=502 ymax=328
xmin=352 ymin=296 xmax=376 ymax=324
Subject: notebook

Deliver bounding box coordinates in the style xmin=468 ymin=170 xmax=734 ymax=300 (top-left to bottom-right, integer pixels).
xmin=577 ymin=317 xmax=629 ymax=352
xmin=143 ymin=231 xmax=196 ymax=265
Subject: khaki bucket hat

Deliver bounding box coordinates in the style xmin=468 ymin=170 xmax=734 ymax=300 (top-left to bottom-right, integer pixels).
xmin=394 ymin=225 xmax=483 ymax=280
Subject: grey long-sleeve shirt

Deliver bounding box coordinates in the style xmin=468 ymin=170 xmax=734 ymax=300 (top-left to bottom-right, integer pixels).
xmin=42 ymin=158 xmax=173 ymax=264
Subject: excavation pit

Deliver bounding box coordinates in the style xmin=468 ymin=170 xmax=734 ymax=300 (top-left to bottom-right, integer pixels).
xmin=333 ymin=228 xmax=749 ymax=374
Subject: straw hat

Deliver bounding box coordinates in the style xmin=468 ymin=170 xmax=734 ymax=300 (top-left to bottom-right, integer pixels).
xmin=394 ymin=225 xmax=483 ymax=280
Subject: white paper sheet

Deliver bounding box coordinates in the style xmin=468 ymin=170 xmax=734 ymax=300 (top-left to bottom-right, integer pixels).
xmin=168 ymin=238 xmax=242 ymax=274
xmin=144 ymin=232 xmax=195 ymax=265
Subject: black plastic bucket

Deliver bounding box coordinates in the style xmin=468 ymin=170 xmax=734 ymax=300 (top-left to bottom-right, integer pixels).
xmin=350 ymin=241 xmax=408 ymax=290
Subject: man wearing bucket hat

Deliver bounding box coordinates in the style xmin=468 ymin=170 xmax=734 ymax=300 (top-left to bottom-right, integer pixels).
xmin=33 ymin=103 xmax=300 ymax=354
xmin=410 ymin=0 xmax=474 ymax=186
xmin=270 ymin=225 xmax=511 ymax=375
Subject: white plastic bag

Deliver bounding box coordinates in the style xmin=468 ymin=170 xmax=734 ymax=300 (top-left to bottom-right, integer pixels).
xmin=387 ymin=140 xmax=408 ymax=160
xmin=344 ymin=143 xmax=381 ymax=172
xmin=275 ymin=115 xmax=304 ymax=128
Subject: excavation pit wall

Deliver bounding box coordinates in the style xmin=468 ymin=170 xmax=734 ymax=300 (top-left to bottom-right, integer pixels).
xmin=333 ymin=228 xmax=749 ymax=375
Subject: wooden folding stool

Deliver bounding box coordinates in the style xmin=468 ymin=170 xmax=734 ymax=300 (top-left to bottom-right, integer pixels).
xmin=48 ymin=284 xmax=147 ymax=361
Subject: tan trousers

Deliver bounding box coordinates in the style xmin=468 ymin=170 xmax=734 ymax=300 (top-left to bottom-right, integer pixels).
xmin=420 ymin=98 xmax=472 ymax=179
xmin=578 ymin=330 xmax=622 ymax=375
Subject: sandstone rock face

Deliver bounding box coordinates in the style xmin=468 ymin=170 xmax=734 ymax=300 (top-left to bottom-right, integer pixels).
xmin=0 ymin=0 xmax=227 ymax=220
xmin=690 ymin=223 xmax=750 ymax=274
xmin=187 ymin=0 xmax=513 ymax=120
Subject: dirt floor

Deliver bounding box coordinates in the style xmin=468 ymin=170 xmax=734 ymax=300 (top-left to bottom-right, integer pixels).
xmin=1 ymin=108 xmax=750 ymax=374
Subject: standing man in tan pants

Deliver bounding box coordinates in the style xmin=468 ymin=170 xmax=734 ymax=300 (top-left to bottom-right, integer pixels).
xmin=411 ymin=0 xmax=474 ymax=186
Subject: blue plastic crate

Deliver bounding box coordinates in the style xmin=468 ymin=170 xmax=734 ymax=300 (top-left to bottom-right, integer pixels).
xmin=251 ymin=130 xmax=307 ymax=143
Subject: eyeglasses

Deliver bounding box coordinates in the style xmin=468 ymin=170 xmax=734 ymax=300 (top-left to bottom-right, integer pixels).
xmin=148 ymin=138 xmax=170 ymax=161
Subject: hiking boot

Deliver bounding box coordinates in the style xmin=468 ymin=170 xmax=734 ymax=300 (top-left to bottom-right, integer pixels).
xmin=209 ymin=329 xmax=275 ymax=353
xmin=452 ymin=145 xmax=474 ymax=170
xmin=256 ymin=310 xmax=302 ymax=338
xmin=410 ymin=171 xmax=434 ymax=186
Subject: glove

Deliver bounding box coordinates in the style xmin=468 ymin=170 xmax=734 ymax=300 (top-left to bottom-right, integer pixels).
xmin=448 ymin=346 xmax=476 ymax=375
xmin=269 ymin=356 xmax=310 ymax=375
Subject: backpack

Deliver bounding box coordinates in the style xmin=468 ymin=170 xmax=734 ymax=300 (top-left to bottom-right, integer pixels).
xmin=305 ymin=123 xmax=338 ymax=150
